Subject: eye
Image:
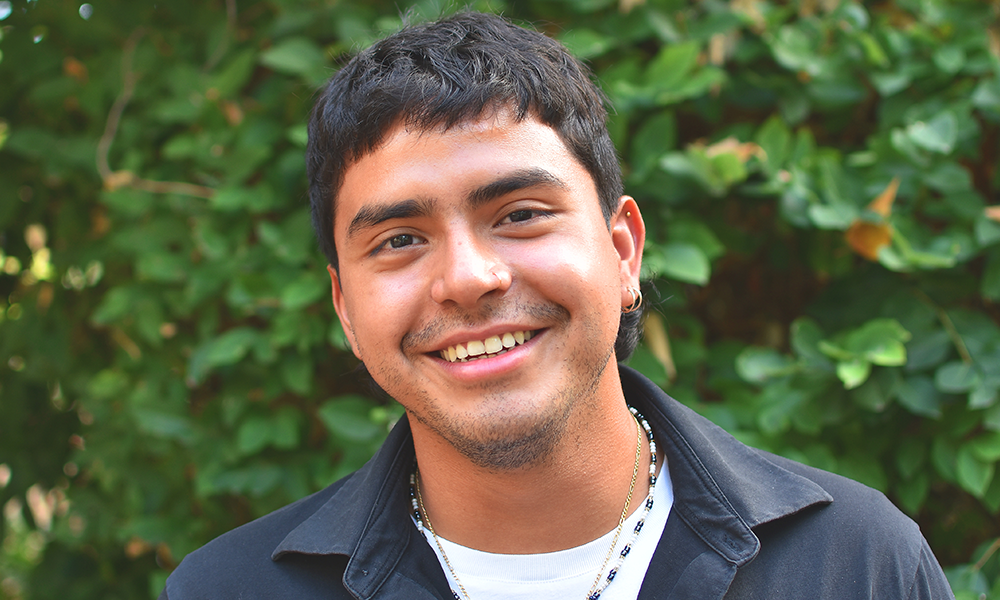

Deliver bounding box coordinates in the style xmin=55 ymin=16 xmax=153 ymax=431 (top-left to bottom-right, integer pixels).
xmin=370 ymin=232 xmax=423 ymax=257
xmin=389 ymin=234 xmax=414 ymax=248
xmin=500 ymin=209 xmax=549 ymax=225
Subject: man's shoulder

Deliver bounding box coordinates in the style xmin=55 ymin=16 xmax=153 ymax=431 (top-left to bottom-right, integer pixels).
xmin=160 ymin=476 xmax=353 ymax=599
xmin=757 ymin=448 xmax=919 ymax=540
xmin=733 ymin=448 xmax=952 ymax=598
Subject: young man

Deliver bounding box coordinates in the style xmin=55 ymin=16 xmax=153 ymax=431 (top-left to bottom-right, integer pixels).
xmin=160 ymin=12 xmax=954 ymax=599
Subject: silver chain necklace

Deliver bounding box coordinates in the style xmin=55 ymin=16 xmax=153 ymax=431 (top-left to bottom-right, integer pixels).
xmin=410 ymin=407 xmax=658 ymax=600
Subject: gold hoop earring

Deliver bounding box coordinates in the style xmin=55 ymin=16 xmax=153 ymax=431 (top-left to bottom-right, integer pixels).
xmin=622 ymin=286 xmax=642 ymax=314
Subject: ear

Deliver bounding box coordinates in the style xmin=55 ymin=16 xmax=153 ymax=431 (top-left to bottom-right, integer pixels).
xmin=610 ymin=196 xmax=645 ymax=306
xmin=328 ymin=264 xmax=361 ymax=359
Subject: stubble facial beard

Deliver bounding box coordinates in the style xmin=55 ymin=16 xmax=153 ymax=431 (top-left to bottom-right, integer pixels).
xmin=374 ymin=300 xmax=616 ymax=471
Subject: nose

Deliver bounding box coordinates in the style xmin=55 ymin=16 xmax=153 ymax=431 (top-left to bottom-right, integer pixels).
xmin=429 ymin=231 xmax=511 ymax=307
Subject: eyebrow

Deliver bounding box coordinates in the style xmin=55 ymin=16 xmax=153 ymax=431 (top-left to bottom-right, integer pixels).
xmin=345 ymin=167 xmax=569 ymax=239
xmin=347 ymin=198 xmax=432 ymax=239
xmin=467 ymin=167 xmax=569 ymax=209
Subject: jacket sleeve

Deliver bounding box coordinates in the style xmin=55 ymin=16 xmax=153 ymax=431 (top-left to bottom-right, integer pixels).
xmin=157 ymin=586 xmax=169 ymax=600
xmin=906 ymin=537 xmax=955 ymax=600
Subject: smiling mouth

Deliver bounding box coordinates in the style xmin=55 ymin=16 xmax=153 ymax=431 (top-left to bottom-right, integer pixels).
xmin=439 ymin=330 xmax=536 ymax=363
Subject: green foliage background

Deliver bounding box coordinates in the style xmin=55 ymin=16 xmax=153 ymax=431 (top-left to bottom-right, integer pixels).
xmin=2 ymin=0 xmax=1000 ymax=597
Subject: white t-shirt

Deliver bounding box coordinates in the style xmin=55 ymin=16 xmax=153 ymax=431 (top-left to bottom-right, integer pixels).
xmin=414 ymin=461 xmax=674 ymax=600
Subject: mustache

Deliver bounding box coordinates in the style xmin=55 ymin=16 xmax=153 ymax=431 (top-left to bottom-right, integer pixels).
xmin=401 ymin=300 xmax=570 ymax=352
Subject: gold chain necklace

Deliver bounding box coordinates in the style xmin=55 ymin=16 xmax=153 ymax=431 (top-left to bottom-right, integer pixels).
xmin=410 ymin=411 xmax=652 ymax=600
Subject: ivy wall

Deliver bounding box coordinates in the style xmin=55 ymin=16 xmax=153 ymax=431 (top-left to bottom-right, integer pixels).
xmin=2 ymin=0 xmax=1000 ymax=598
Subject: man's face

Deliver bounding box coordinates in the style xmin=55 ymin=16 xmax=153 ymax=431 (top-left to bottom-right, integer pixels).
xmin=329 ymin=108 xmax=643 ymax=469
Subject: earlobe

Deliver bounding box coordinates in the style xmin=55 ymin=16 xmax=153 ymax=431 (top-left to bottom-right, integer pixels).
xmin=327 ymin=265 xmax=361 ymax=358
xmin=611 ymin=196 xmax=645 ymax=293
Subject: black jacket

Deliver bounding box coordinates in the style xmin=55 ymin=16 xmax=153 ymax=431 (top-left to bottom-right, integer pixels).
xmin=160 ymin=366 xmax=954 ymax=599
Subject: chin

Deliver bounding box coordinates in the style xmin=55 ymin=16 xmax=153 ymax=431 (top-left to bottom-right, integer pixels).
xmin=414 ymin=390 xmax=575 ymax=471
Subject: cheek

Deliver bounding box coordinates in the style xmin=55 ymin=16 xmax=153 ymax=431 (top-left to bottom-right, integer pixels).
xmin=511 ymin=235 xmax=620 ymax=306
xmin=344 ymin=271 xmax=424 ymax=353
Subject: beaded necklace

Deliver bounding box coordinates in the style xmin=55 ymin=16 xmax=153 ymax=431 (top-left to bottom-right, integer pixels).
xmin=410 ymin=407 xmax=658 ymax=600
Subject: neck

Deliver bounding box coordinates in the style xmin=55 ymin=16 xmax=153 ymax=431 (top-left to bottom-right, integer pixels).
xmin=409 ymin=375 xmax=654 ymax=554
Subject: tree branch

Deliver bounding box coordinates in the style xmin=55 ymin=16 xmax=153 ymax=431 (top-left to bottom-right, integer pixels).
xmin=96 ymin=28 xmax=216 ymax=200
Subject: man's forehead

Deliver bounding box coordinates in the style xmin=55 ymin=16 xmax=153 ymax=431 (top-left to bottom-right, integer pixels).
xmin=333 ymin=107 xmax=570 ymax=225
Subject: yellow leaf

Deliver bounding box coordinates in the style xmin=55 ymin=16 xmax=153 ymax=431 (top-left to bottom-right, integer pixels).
xmin=643 ymin=312 xmax=677 ymax=383
xmin=868 ymin=177 xmax=900 ymax=217
xmin=702 ymin=137 xmax=765 ymax=163
xmin=846 ymin=221 xmax=893 ymax=261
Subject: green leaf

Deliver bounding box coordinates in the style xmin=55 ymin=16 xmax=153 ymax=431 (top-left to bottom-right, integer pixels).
xmin=735 ymin=347 xmax=796 ymax=384
xmin=970 ymin=383 xmax=999 ymax=410
xmin=645 ymin=41 xmax=699 ymax=91
xmin=237 ymin=416 xmax=274 ymax=456
xmin=932 ymin=45 xmax=965 ymax=74
xmin=204 ymin=327 xmax=259 ymax=366
xmin=808 ymin=203 xmax=856 ymax=230
xmin=647 ymin=242 xmax=711 ymax=285
xmin=852 ymin=374 xmax=891 ymax=412
xmin=905 ymin=330 xmax=951 ymax=371
xmin=790 ymin=318 xmax=830 ymax=366
xmin=933 ymin=437 xmax=959 ymax=483
xmin=969 ymin=432 xmax=1000 ymax=462
xmin=896 ymin=438 xmax=928 ymax=480
xmin=271 ymin=407 xmax=300 ymax=450
xmin=857 ymin=32 xmax=889 ymax=68
xmin=757 ymin=383 xmax=807 ymax=435
xmin=836 ymin=454 xmax=888 ymax=492
xmin=559 ymin=28 xmax=614 ymax=59
xmin=710 ymin=152 xmax=747 ymax=186
xmin=318 ymin=396 xmax=382 ymax=443
xmin=923 ymin=162 xmax=972 ymax=194
xmin=629 ymin=111 xmax=676 ymax=180
xmin=972 ymin=78 xmax=1000 ymax=111
xmin=907 ymin=111 xmax=958 ymax=154
xmin=843 ymin=318 xmax=911 ymax=366
xmin=211 ymin=185 xmax=279 ymax=213
xmin=211 ymin=49 xmax=257 ymax=97
xmin=935 ymin=361 xmax=980 ymax=393
xmin=870 ymin=71 xmax=911 ymax=97
xmin=281 ymin=273 xmax=327 ymax=310
xmin=895 ymin=376 xmax=942 ymax=418
xmin=260 ymin=37 xmax=326 ymax=79
xmin=957 ymin=443 xmax=994 ymax=498
xmin=975 ymin=217 xmax=1000 ymax=247
xmin=280 ymin=353 xmax=313 ymax=395
xmin=132 ymin=408 xmax=194 ymax=444
xmin=755 ymin=115 xmax=791 ymax=176
xmin=837 ymin=359 xmax=871 ymax=389
xmin=982 ymin=252 xmax=1000 ymax=301
xmin=665 ymin=220 xmax=724 ymax=261
xmin=771 ymin=25 xmax=824 ymax=76
xmin=894 ymin=471 xmax=929 ymax=515
xmin=187 ymin=327 xmax=260 ymax=384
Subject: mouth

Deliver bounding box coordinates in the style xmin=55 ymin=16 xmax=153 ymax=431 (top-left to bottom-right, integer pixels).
xmin=438 ymin=330 xmax=536 ymax=363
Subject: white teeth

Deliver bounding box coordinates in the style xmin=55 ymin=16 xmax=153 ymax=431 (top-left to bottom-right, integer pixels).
xmin=485 ymin=335 xmax=503 ymax=354
xmin=440 ymin=330 xmax=535 ymax=363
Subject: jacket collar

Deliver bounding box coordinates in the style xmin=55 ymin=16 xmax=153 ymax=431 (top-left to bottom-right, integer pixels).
xmin=271 ymin=365 xmax=833 ymax=596
xmin=620 ymin=365 xmax=832 ymax=567
xmin=272 ymin=416 xmax=423 ymax=599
